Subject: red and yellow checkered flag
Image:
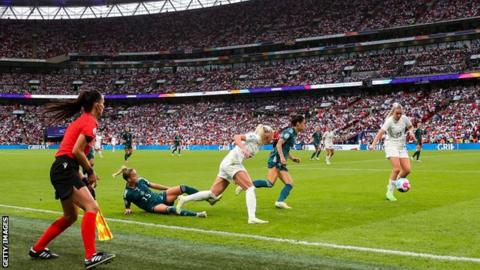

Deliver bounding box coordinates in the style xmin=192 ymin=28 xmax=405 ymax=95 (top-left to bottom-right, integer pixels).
xmin=96 ymin=211 xmax=113 ymax=241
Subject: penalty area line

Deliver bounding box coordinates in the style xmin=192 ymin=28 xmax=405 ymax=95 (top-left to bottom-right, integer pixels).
xmin=0 ymin=203 xmax=479 ymax=263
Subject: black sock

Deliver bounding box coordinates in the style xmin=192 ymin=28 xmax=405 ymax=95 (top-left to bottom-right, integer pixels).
xmin=311 ymin=152 xmax=316 ymax=159
xmin=416 ymin=151 xmax=421 ymax=160
xmin=316 ymin=150 xmax=321 ymax=157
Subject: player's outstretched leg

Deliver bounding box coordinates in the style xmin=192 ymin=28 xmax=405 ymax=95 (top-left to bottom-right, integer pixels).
xmin=176 ymin=177 xmax=228 ymax=213
xmin=235 ymin=179 xmax=273 ymax=195
xmin=180 ymin=185 xmax=199 ymax=195
xmin=176 ymin=191 xmax=221 ymax=214
xmin=155 ymin=205 xmax=206 ymax=218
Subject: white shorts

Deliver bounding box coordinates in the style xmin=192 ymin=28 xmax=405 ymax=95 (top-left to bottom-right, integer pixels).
xmin=324 ymin=143 xmax=334 ymax=150
xmin=217 ymin=162 xmax=246 ymax=182
xmin=385 ymin=147 xmax=409 ymax=159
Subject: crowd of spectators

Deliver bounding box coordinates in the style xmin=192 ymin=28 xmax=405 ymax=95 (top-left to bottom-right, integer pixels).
xmin=1 ymin=85 xmax=478 ymax=146
xmin=0 ymin=40 xmax=478 ymax=95
xmin=1 ymin=0 xmax=479 ymax=58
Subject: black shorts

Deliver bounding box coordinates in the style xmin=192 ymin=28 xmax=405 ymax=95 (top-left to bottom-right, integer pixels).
xmin=416 ymin=142 xmax=423 ymax=146
xmin=50 ymin=155 xmax=85 ymax=201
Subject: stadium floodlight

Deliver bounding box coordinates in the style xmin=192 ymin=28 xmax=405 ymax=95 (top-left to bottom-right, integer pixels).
xmin=0 ymin=0 xmax=250 ymax=20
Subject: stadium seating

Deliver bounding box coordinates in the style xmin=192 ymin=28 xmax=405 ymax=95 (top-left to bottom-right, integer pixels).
xmin=0 ymin=0 xmax=479 ymax=58
xmin=1 ymin=85 xmax=478 ymax=145
xmin=0 ymin=40 xmax=478 ymax=95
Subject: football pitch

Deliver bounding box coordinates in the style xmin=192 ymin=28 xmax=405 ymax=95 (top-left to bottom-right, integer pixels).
xmin=0 ymin=149 xmax=479 ymax=270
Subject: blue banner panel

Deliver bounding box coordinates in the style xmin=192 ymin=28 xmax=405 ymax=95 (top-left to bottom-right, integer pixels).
xmin=360 ymin=143 xmax=480 ymax=151
xmin=1 ymin=144 xmax=478 ymax=151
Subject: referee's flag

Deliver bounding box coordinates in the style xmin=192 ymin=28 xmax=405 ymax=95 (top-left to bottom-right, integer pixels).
xmin=96 ymin=211 xmax=113 ymax=241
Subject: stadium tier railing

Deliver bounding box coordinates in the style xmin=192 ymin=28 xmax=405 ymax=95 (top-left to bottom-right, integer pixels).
xmin=1 ymin=72 xmax=479 ymax=100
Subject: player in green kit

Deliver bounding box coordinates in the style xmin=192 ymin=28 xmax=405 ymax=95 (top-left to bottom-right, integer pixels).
xmin=310 ymin=126 xmax=322 ymax=160
xmin=411 ymin=123 xmax=423 ymax=162
xmin=171 ymin=132 xmax=182 ymax=156
xmin=114 ymin=166 xmax=207 ymax=217
xmin=121 ymin=127 xmax=133 ymax=164
xmin=250 ymin=115 xmax=306 ymax=209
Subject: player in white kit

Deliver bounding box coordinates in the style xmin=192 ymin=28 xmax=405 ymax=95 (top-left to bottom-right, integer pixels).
xmin=175 ymin=124 xmax=274 ymax=224
xmin=369 ymin=103 xmax=415 ymax=201
xmin=111 ymin=136 xmax=117 ymax=152
xmin=94 ymin=133 xmax=104 ymax=158
xmin=322 ymin=127 xmax=335 ymax=165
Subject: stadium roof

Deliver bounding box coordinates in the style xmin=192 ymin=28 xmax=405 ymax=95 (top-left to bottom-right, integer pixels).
xmin=0 ymin=0 xmax=249 ymax=19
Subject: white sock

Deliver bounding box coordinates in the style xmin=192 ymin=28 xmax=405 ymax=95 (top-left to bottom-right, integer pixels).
xmin=245 ymin=186 xmax=257 ymax=220
xmin=183 ymin=190 xmax=213 ymax=202
xmin=387 ymin=179 xmax=396 ymax=193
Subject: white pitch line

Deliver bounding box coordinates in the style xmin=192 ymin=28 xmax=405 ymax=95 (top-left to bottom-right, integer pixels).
xmin=295 ymin=167 xmax=480 ymax=173
xmin=1 ymin=204 xmax=479 ymax=264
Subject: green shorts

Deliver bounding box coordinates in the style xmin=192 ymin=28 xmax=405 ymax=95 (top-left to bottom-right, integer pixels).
xmin=146 ymin=191 xmax=171 ymax=212
xmin=267 ymin=161 xmax=288 ymax=172
xmin=267 ymin=153 xmax=288 ymax=172
xmin=124 ymin=144 xmax=132 ymax=150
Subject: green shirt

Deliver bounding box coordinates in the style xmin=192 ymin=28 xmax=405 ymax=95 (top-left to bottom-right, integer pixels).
xmin=313 ymin=132 xmax=322 ymax=145
xmin=415 ymin=128 xmax=423 ymax=142
xmin=123 ymin=178 xmax=165 ymax=212
xmin=121 ymin=132 xmax=133 ymax=145
xmin=272 ymin=128 xmax=297 ymax=160
xmin=174 ymin=135 xmax=181 ymax=145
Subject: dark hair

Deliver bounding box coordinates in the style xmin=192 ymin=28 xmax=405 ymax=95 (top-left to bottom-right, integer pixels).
xmin=122 ymin=167 xmax=134 ymax=181
xmin=290 ymin=114 xmax=305 ymax=127
xmin=44 ymin=90 xmax=102 ymax=123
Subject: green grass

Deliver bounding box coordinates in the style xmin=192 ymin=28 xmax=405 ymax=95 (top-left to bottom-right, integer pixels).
xmin=0 ymin=150 xmax=479 ymax=270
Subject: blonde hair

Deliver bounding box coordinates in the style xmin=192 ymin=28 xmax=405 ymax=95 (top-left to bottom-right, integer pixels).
xmin=386 ymin=102 xmax=403 ymax=120
xmin=112 ymin=165 xmax=133 ymax=181
xmin=255 ymin=124 xmax=273 ymax=145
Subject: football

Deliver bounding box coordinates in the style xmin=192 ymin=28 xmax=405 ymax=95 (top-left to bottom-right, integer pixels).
xmin=396 ymin=178 xmax=411 ymax=192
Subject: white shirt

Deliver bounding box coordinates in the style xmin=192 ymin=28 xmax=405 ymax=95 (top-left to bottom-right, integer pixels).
xmin=381 ymin=115 xmax=412 ymax=149
xmin=323 ymin=131 xmax=335 ymax=145
xmin=96 ymin=135 xmax=103 ymax=144
xmin=111 ymin=137 xmax=117 ymax=145
xmin=222 ymin=132 xmax=261 ymax=165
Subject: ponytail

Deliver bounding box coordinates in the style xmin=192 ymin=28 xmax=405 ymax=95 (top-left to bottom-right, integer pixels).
xmin=44 ymin=90 xmax=102 ymax=123
xmin=112 ymin=165 xmax=132 ymax=181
